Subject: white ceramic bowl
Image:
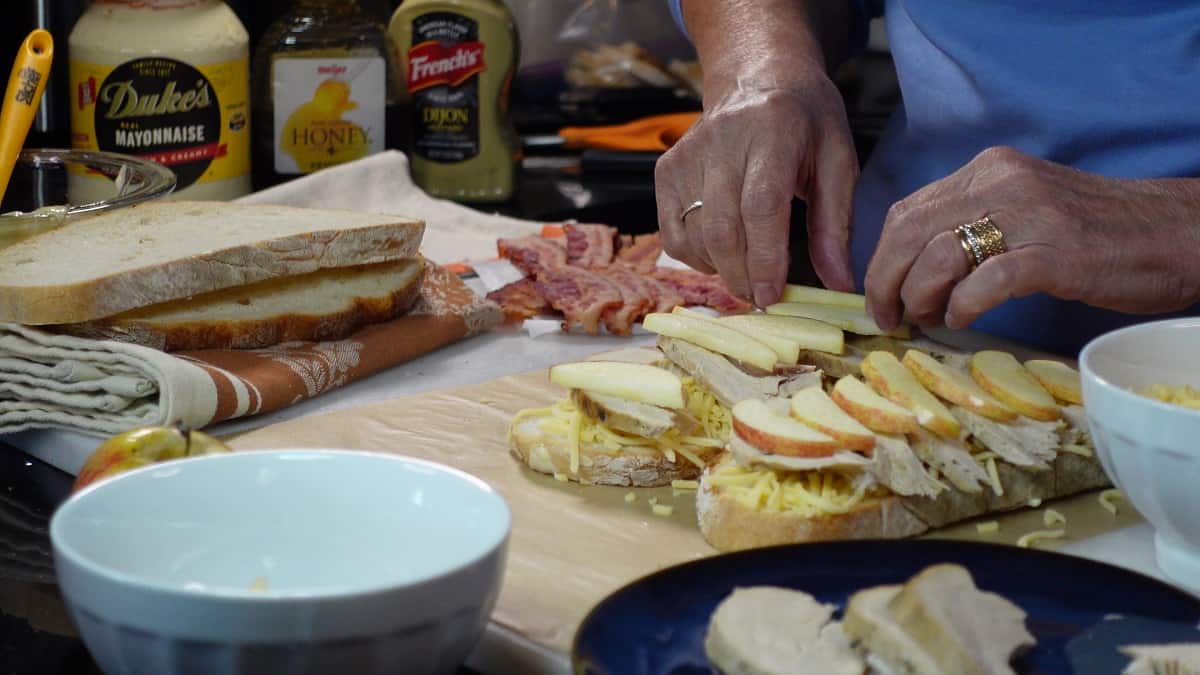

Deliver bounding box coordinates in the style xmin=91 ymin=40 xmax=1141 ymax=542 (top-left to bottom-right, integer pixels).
xmin=50 ymin=449 xmax=510 ymax=675
xmin=1080 ymin=318 xmax=1200 ymax=591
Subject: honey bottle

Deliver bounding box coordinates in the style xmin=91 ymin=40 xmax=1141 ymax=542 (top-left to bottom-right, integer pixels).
xmin=388 ymin=0 xmax=520 ymax=203
xmin=252 ymin=0 xmax=403 ymax=190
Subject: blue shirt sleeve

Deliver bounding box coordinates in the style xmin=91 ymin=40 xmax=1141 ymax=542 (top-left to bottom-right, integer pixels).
xmin=668 ymin=0 xmax=688 ymax=39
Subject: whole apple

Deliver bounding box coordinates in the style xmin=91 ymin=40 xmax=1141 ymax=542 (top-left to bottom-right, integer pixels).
xmin=73 ymin=426 xmax=231 ymax=492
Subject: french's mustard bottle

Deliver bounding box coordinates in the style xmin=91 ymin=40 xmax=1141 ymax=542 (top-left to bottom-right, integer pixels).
xmin=68 ymin=0 xmax=252 ymax=201
xmin=388 ymin=0 xmax=520 ymax=203
xmin=252 ymin=0 xmax=403 ymax=190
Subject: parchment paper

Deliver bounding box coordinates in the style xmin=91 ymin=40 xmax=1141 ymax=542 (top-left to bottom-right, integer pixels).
xmin=228 ymin=345 xmax=1143 ymax=656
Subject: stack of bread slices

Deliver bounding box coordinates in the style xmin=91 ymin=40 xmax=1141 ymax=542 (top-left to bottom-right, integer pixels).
xmin=0 ymin=201 xmax=427 ymax=350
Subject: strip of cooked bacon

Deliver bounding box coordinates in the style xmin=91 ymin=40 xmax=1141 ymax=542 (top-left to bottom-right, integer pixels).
xmin=650 ymin=267 xmax=752 ymax=313
xmin=637 ymin=274 xmax=686 ymax=313
xmin=564 ymin=223 xmax=618 ymax=268
xmin=497 ymin=235 xmax=567 ymax=275
xmin=485 ymin=278 xmax=550 ymax=324
xmin=614 ymin=232 xmax=663 ymax=273
xmin=535 ymin=267 xmax=623 ymax=334
xmin=597 ymin=266 xmax=654 ymax=336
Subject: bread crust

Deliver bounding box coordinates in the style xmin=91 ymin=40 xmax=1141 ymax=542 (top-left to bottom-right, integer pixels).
xmin=508 ymin=409 xmax=721 ymax=487
xmin=696 ymin=474 xmax=929 ymax=551
xmin=697 ymin=451 xmax=1111 ymax=551
xmin=0 ymin=201 xmax=425 ymax=324
xmin=56 ymin=260 xmax=426 ymax=351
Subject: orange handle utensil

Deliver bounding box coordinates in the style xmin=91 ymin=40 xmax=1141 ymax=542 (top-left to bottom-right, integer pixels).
xmin=0 ymin=29 xmax=54 ymax=204
xmin=557 ymin=111 xmax=701 ymax=152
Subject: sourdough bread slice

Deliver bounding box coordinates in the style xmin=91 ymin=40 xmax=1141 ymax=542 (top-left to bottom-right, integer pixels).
xmin=55 ymin=258 xmax=425 ymax=351
xmin=696 ymin=454 xmax=930 ymax=550
xmin=508 ymin=407 xmax=722 ymax=487
xmin=698 ymin=448 xmax=1111 ymax=551
xmin=0 ymin=201 xmax=425 ymax=324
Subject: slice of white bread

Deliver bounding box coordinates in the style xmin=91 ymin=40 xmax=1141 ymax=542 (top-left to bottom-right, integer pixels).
xmin=0 ymin=201 xmax=425 ymax=325
xmin=54 ymin=258 xmax=425 ymax=351
xmin=508 ymin=406 xmax=723 ymax=487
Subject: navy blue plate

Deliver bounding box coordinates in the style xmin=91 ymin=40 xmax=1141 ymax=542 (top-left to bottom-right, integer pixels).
xmin=572 ymin=540 xmax=1200 ymax=675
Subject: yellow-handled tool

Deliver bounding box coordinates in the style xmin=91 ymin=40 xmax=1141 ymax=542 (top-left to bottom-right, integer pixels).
xmin=0 ymin=30 xmax=54 ymax=205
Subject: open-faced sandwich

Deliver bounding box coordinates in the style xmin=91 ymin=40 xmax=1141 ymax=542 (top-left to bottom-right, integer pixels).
xmin=508 ymin=285 xmax=1105 ymax=550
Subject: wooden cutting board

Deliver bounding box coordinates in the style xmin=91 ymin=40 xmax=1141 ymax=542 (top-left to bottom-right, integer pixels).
xmin=227 ymin=341 xmax=1142 ymax=657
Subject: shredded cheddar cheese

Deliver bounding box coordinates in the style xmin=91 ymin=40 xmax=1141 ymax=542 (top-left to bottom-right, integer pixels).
xmin=1059 ymin=444 xmax=1093 ymax=457
xmin=683 ymin=376 xmax=732 ymax=441
xmin=986 ymin=457 xmax=1004 ymax=497
xmin=706 ymin=462 xmax=877 ymax=516
xmin=1017 ymin=528 xmax=1066 ymax=548
xmin=525 ymin=398 xmax=724 ymax=470
xmin=976 ymin=521 xmax=1000 ymax=534
xmin=671 ymin=480 xmax=699 ymax=490
xmin=624 ymin=491 xmax=637 ymax=503
xmin=1139 ymin=383 xmax=1200 ymax=409
xmin=652 ymin=503 xmax=674 ymax=517
xmin=1099 ymin=489 xmax=1124 ymax=515
xmin=1043 ymin=508 xmax=1067 ymax=527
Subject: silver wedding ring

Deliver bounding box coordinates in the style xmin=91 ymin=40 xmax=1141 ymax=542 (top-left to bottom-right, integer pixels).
xmin=681 ymin=200 xmax=704 ymax=223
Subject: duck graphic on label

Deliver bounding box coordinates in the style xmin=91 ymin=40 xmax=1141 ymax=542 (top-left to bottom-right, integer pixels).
xmin=272 ymin=57 xmax=385 ymax=174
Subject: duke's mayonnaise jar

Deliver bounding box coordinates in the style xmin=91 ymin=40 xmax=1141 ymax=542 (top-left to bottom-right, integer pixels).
xmin=69 ymin=0 xmax=251 ymax=201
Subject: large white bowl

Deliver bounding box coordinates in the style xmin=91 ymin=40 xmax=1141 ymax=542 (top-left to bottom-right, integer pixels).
xmin=50 ymin=449 xmax=510 ymax=675
xmin=1080 ymin=318 xmax=1200 ymax=591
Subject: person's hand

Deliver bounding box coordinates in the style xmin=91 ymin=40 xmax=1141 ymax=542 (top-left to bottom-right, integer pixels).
xmin=655 ymin=67 xmax=859 ymax=307
xmin=864 ymin=146 xmax=1200 ymax=330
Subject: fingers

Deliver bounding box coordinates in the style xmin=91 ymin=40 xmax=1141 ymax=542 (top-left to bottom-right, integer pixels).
xmin=899 ymin=230 xmax=971 ymax=327
xmin=741 ymin=142 xmax=802 ymax=307
xmin=805 ymin=119 xmax=859 ymax=293
xmin=702 ymin=164 xmax=751 ymax=298
xmin=864 ymin=176 xmax=981 ymax=329
xmin=655 ymin=146 xmax=710 ymax=272
xmin=945 ymin=247 xmax=1056 ymax=328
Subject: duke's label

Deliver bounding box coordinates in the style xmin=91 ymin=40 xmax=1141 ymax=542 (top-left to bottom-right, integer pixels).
xmin=70 ymin=57 xmax=250 ymax=191
xmin=408 ymin=12 xmax=484 ymax=162
xmin=271 ymin=57 xmax=385 ymax=175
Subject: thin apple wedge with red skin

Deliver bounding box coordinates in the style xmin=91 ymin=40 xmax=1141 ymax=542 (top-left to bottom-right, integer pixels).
xmin=788 ymin=386 xmax=876 ymax=453
xmin=731 ymin=399 xmax=840 ymax=458
xmin=830 ymin=374 xmax=920 ymax=435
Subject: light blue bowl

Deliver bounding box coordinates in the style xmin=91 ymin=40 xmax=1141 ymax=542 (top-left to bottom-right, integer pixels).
xmin=50 ymin=449 xmax=510 ymax=675
xmin=1080 ymin=318 xmax=1200 ymax=592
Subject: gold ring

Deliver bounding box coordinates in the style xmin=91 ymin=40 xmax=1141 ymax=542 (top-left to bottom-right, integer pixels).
xmin=954 ymin=216 xmax=1007 ymax=270
xmin=681 ymin=200 xmax=703 ymax=222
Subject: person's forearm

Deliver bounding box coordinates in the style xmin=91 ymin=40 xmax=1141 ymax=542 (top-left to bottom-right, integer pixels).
xmin=680 ymin=0 xmax=852 ymax=103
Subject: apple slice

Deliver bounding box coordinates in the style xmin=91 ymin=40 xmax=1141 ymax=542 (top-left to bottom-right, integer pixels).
xmin=643 ymin=312 xmax=778 ymax=372
xmin=719 ymin=313 xmax=845 ymax=355
xmin=731 ymin=399 xmax=839 ymax=457
xmin=765 ymin=302 xmax=911 ymax=338
xmin=1024 ymin=359 xmax=1083 ymax=405
xmin=969 ymin=351 xmax=1061 ymax=421
xmin=780 ymin=284 xmax=867 ymax=309
xmin=861 ymin=351 xmax=961 ymax=438
xmin=549 ymin=361 xmax=685 ymax=409
xmin=673 ymin=306 xmax=800 ymax=364
xmin=831 ymin=375 xmax=920 ymax=434
xmin=902 ymin=349 xmax=1016 ymax=422
xmin=789 ymin=386 xmax=876 ymax=453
